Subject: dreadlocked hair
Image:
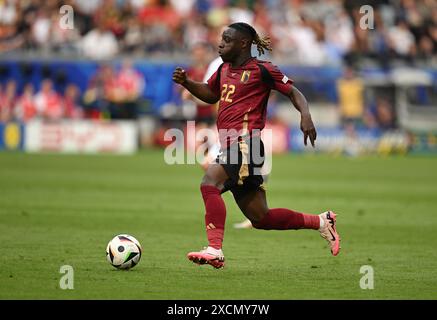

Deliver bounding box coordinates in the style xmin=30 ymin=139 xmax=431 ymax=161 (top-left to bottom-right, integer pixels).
xmin=228 ymin=22 xmax=272 ymax=56
xmin=253 ymin=33 xmax=272 ymax=56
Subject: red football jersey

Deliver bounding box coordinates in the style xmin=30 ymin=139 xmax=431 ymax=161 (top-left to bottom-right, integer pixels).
xmin=206 ymin=57 xmax=293 ymax=146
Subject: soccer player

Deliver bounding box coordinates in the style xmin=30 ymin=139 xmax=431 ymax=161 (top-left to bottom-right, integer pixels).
xmin=172 ymin=22 xmax=341 ymax=269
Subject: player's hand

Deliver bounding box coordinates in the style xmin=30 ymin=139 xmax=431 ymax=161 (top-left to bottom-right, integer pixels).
xmin=172 ymin=67 xmax=187 ymax=85
xmin=300 ymin=114 xmax=317 ymax=147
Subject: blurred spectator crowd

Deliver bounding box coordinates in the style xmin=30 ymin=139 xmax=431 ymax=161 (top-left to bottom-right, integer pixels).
xmin=0 ymin=78 xmax=83 ymax=122
xmin=0 ymin=60 xmax=145 ymax=122
xmin=0 ymin=0 xmax=435 ymax=66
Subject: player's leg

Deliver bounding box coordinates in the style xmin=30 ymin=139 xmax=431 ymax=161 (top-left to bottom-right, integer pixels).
xmin=231 ymin=187 xmax=268 ymax=223
xmin=187 ymin=163 xmax=229 ymax=268
xmin=233 ymin=188 xmax=341 ymax=256
xmin=201 ymin=163 xmax=229 ymax=251
xmin=236 ymin=188 xmax=319 ymax=228
xmin=233 ymin=167 xmax=271 ymax=229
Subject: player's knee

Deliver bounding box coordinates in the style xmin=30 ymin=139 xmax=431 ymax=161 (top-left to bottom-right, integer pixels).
xmin=250 ymin=218 xmax=264 ymax=229
xmin=251 ymin=220 xmax=263 ymax=229
xmin=243 ymin=208 xmax=268 ymax=227
xmin=200 ymin=175 xmax=221 ymax=189
xmin=251 ymin=214 xmax=268 ymax=229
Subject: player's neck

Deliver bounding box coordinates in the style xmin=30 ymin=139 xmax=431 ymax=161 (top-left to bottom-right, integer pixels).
xmin=231 ymin=54 xmax=253 ymax=68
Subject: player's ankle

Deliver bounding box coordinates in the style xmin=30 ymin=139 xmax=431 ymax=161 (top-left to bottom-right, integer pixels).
xmin=318 ymin=215 xmax=325 ymax=231
xmin=206 ymin=246 xmax=223 ymax=256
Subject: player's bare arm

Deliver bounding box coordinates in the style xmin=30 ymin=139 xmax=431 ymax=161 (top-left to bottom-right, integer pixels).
xmin=289 ymin=85 xmax=317 ymax=147
xmin=172 ymin=67 xmax=219 ymax=104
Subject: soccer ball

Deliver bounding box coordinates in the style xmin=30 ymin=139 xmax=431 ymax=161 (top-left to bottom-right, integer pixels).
xmin=106 ymin=234 xmax=142 ymax=270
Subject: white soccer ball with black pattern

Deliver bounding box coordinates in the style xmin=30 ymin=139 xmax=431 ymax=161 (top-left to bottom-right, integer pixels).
xmin=106 ymin=234 xmax=142 ymax=270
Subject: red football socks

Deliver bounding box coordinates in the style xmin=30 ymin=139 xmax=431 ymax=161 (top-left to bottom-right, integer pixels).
xmin=252 ymin=208 xmax=320 ymax=230
xmin=200 ymin=185 xmax=226 ymax=250
xmin=200 ymin=185 xmax=320 ymax=248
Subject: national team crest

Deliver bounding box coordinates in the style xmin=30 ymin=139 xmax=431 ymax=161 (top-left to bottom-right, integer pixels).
xmin=240 ymin=71 xmax=251 ymax=83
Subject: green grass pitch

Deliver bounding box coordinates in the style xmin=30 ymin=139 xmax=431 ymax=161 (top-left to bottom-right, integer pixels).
xmin=0 ymin=150 xmax=436 ymax=299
